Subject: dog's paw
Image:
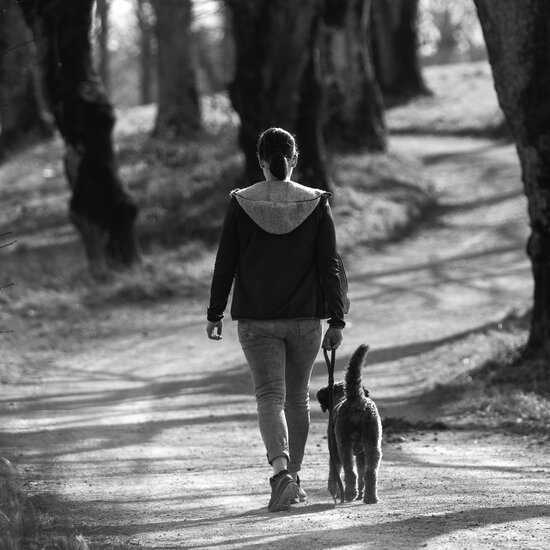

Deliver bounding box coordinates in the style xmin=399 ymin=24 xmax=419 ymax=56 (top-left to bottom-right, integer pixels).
xmin=363 ymin=494 xmax=379 ymax=504
xmin=328 ymin=481 xmax=342 ymax=501
xmin=344 ymin=486 xmax=358 ymax=502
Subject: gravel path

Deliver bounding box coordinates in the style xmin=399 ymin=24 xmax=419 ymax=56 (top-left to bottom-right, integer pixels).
xmin=2 ymin=136 xmax=549 ymax=549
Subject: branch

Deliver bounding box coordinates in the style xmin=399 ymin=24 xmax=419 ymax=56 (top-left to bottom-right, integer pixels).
xmin=0 ymin=232 xmax=17 ymax=248
xmin=0 ymin=39 xmax=36 ymax=58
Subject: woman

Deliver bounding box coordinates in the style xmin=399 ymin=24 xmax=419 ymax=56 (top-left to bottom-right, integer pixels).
xmin=206 ymin=127 xmax=345 ymax=512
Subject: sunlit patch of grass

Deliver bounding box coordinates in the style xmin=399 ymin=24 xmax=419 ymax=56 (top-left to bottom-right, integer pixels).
xmin=80 ymin=243 xmax=213 ymax=307
xmin=1 ymin=242 xmax=214 ymax=350
xmin=386 ymin=61 xmax=508 ymax=137
xmin=332 ymin=150 xmax=437 ymax=249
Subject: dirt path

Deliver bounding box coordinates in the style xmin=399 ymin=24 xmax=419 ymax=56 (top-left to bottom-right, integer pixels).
xmin=3 ymin=136 xmax=550 ymax=549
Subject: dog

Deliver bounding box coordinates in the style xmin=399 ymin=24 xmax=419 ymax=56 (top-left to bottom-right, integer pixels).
xmin=316 ymin=344 xmax=382 ymax=504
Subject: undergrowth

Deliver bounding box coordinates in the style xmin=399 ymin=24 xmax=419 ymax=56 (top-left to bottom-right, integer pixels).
xmin=0 ymin=97 xmax=436 ymax=342
xmin=435 ymin=314 xmax=550 ymax=435
xmin=0 ymin=458 xmax=28 ymax=550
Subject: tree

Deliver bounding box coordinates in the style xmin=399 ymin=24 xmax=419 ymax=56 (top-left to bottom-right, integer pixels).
xmin=19 ymin=0 xmax=140 ymax=278
xmin=152 ymin=0 xmax=201 ymax=138
xmin=226 ymin=0 xmax=331 ymax=190
xmin=95 ymin=0 xmax=111 ymax=95
xmin=474 ymin=0 xmax=550 ymax=356
xmin=0 ymin=1 xmax=53 ymax=154
xmin=322 ymin=0 xmax=387 ymax=151
xmin=370 ymin=0 xmax=429 ymax=100
xmin=135 ymin=0 xmax=156 ymax=105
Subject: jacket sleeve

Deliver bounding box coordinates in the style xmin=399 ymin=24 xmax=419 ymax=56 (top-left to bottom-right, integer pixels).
xmin=315 ymin=197 xmax=346 ymax=328
xmin=207 ymin=197 xmax=239 ymax=322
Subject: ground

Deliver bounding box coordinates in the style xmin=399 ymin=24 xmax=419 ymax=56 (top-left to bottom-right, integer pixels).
xmin=1 ymin=63 xmax=550 ymax=549
xmin=1 ymin=133 xmax=549 ymax=549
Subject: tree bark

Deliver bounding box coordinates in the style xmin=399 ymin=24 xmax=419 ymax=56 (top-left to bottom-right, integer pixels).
xmin=95 ymin=0 xmax=110 ymax=95
xmin=226 ymin=0 xmax=331 ymax=190
xmin=474 ymin=0 xmax=550 ymax=356
xmin=370 ymin=0 xmax=429 ymax=100
xmin=135 ymin=0 xmax=155 ymax=105
xmin=19 ymin=0 xmax=140 ymax=278
xmin=296 ymin=20 xmax=330 ymax=190
xmin=322 ymin=0 xmax=387 ymax=151
xmin=152 ymin=0 xmax=201 ymax=138
xmin=0 ymin=0 xmax=54 ymax=154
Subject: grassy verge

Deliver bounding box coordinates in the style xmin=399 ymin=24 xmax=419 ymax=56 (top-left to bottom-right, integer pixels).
xmin=1 ymin=461 xmax=139 ymax=549
xmin=423 ymin=313 xmax=550 ymax=437
xmin=0 ymin=97 xmax=435 ymax=361
xmin=386 ymin=61 xmax=508 ymax=138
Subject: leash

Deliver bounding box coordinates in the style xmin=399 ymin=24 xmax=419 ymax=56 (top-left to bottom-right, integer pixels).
xmin=323 ymin=347 xmax=345 ymax=504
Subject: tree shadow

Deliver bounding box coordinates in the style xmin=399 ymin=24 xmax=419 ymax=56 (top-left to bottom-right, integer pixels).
xmin=200 ymin=504 xmax=550 ymax=549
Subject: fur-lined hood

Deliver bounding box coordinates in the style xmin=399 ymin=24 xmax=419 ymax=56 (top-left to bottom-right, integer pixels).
xmin=231 ymin=180 xmax=330 ymax=235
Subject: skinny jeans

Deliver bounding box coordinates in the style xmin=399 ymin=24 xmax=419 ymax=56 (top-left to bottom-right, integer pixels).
xmin=237 ymin=319 xmax=322 ymax=473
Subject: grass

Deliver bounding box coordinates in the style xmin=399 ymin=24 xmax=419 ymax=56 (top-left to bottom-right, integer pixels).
xmin=0 ymin=458 xmax=32 ymax=550
xmin=386 ymin=61 xmax=508 ymax=137
xmin=0 ymin=93 xmax=436 ymax=361
xmin=423 ymin=312 xmax=550 ymax=436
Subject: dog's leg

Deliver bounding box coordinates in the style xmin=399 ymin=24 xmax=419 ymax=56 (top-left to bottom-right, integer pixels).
xmin=336 ymin=431 xmax=358 ymax=502
xmin=356 ymin=451 xmax=366 ymax=500
xmin=327 ymin=429 xmax=342 ymax=501
xmin=362 ymin=432 xmax=382 ymax=504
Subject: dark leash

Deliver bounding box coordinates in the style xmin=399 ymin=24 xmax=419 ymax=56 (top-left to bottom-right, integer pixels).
xmin=323 ymin=347 xmax=345 ymax=504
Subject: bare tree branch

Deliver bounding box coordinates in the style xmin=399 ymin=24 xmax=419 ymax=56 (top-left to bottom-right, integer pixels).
xmin=0 ymin=232 xmax=17 ymax=248
xmin=0 ymin=38 xmax=36 ymax=58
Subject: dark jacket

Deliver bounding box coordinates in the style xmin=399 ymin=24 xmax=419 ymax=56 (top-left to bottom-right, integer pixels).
xmin=207 ymin=180 xmax=346 ymax=328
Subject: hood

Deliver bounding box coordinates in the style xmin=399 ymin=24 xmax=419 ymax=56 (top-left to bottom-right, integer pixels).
xmin=231 ymin=180 xmax=331 ymax=235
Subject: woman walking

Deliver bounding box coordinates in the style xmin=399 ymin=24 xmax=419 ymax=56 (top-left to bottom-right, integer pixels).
xmin=206 ymin=127 xmax=346 ymax=511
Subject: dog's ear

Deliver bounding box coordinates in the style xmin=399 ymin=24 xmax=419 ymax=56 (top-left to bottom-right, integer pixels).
xmin=316 ymin=387 xmax=329 ymax=412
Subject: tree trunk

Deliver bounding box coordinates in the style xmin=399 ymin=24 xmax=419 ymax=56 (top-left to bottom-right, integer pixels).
xmin=296 ymin=20 xmax=330 ymax=190
xmin=474 ymin=0 xmax=550 ymax=356
xmin=0 ymin=1 xmax=54 ymax=154
xmin=152 ymin=0 xmax=201 ymax=138
xmin=95 ymin=0 xmax=110 ymax=95
xmin=226 ymin=0 xmax=332 ymax=190
xmin=135 ymin=0 xmax=155 ymax=105
xmin=322 ymin=0 xmax=387 ymax=151
xmin=371 ymin=0 xmax=429 ymax=100
xmin=19 ymin=0 xmax=140 ymax=279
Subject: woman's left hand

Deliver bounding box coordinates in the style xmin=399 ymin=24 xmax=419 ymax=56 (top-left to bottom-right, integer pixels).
xmin=206 ymin=320 xmax=223 ymax=340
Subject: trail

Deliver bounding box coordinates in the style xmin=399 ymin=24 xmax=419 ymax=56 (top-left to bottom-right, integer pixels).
xmin=2 ymin=136 xmax=549 ymax=549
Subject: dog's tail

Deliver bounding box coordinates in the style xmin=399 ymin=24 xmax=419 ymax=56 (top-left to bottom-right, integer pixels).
xmin=345 ymin=344 xmax=370 ymax=406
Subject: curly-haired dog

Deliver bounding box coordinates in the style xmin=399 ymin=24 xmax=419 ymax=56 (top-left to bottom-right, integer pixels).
xmin=316 ymin=344 xmax=382 ymax=504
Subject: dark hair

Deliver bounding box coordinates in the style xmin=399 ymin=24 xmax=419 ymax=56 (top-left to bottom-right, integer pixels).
xmin=257 ymin=127 xmax=298 ymax=180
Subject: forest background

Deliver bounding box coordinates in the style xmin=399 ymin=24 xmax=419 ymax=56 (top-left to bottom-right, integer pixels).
xmin=1 ymin=0 xmax=549 ymax=548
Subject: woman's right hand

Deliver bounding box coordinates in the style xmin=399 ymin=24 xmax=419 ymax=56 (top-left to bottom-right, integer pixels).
xmin=322 ymin=327 xmax=343 ymax=350
xmin=206 ymin=320 xmax=223 ymax=340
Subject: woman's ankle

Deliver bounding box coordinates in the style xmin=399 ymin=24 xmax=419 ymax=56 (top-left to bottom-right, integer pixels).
xmin=271 ymin=456 xmax=288 ymax=475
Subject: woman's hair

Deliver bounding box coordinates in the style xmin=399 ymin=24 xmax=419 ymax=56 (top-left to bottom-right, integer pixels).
xmin=257 ymin=127 xmax=298 ymax=180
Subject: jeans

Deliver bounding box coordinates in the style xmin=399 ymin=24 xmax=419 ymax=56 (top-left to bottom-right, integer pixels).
xmin=238 ymin=319 xmax=322 ymax=473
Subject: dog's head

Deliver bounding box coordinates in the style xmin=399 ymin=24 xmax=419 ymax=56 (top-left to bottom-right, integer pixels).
xmin=316 ymin=382 xmax=372 ymax=412
xmin=316 ymin=382 xmax=345 ymax=412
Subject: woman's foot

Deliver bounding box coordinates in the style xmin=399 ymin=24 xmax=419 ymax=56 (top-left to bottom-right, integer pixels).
xmin=268 ymin=470 xmax=299 ymax=512
xmin=290 ymin=475 xmax=307 ymax=504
